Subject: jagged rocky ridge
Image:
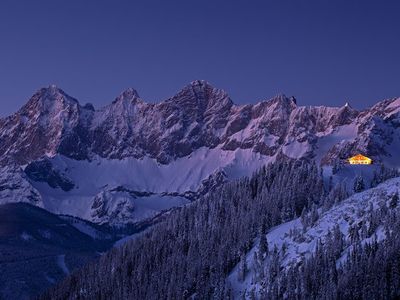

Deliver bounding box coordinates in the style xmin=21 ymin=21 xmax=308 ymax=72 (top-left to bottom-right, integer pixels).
xmin=1 ymin=80 xmax=399 ymax=166
xmin=0 ymin=81 xmax=399 ymax=224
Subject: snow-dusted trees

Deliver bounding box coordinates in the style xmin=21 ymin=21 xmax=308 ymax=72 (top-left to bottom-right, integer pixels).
xmin=370 ymin=164 xmax=400 ymax=188
xmin=259 ymin=201 xmax=400 ymax=300
xmin=40 ymin=157 xmax=400 ymax=300
xmin=41 ymin=159 xmax=325 ymax=299
xmin=332 ymin=158 xmax=343 ymax=175
xmin=390 ymin=192 xmax=399 ymax=209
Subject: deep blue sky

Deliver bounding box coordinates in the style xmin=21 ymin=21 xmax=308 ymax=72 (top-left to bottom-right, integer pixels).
xmin=1 ymin=0 xmax=399 ymax=116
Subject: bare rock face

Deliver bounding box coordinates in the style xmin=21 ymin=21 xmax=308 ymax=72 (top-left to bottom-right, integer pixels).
xmin=0 ymin=85 xmax=93 ymax=165
xmin=90 ymin=188 xmax=136 ymax=225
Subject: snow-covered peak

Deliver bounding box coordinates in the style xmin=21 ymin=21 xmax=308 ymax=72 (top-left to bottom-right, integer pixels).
xmin=92 ymin=88 xmax=147 ymax=133
xmin=113 ymin=88 xmax=141 ymax=104
xmin=189 ymin=79 xmax=210 ymax=86
xmin=168 ymin=80 xmax=233 ymax=112
xmin=332 ymin=102 xmax=359 ymax=126
xmin=48 ymin=83 xmax=62 ymax=94
xmin=0 ymin=86 xmax=94 ymax=164
xmin=270 ymin=93 xmax=295 ymax=105
xmin=38 ymin=85 xmax=78 ymax=104
xmin=188 ymin=79 xmax=222 ymax=95
xmin=18 ymin=85 xmax=81 ymax=119
xmin=263 ymin=93 xmax=296 ymax=106
xmin=103 ymin=87 xmax=145 ymax=117
xmin=253 ymin=94 xmax=296 ymax=115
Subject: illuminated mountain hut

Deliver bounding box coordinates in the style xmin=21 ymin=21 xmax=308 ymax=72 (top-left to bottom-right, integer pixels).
xmin=348 ymin=154 xmax=372 ymax=165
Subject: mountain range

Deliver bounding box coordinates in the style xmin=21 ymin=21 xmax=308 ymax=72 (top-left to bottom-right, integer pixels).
xmin=0 ymin=80 xmax=399 ymax=225
xmin=0 ymin=81 xmax=399 ymax=225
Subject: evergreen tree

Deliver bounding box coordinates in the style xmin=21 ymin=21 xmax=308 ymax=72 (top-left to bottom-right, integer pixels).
xmin=354 ymin=175 xmax=365 ymax=193
xmin=238 ymin=253 xmax=247 ymax=282
xmin=259 ymin=233 xmax=268 ymax=258
xmin=390 ymin=192 xmax=398 ymax=209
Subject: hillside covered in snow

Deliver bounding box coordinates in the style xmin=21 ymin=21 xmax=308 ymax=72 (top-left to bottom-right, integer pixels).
xmin=228 ymin=177 xmax=400 ymax=299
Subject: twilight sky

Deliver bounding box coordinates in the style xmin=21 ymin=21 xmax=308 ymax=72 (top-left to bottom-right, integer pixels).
xmin=0 ymin=0 xmax=399 ymax=116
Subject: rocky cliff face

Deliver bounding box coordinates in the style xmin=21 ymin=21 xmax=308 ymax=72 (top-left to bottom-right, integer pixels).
xmin=0 ymin=80 xmax=399 ymax=224
xmin=0 ymin=85 xmax=93 ymax=165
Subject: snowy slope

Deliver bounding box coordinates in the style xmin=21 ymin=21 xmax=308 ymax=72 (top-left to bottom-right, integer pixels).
xmin=227 ymin=177 xmax=400 ymax=298
xmin=25 ymin=148 xmax=271 ymax=224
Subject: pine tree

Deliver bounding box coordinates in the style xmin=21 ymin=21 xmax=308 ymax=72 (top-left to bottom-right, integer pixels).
xmin=259 ymin=233 xmax=268 ymax=258
xmin=353 ymin=175 xmax=365 ymax=193
xmin=389 ymin=192 xmax=398 ymax=209
xmin=332 ymin=159 xmax=341 ymax=175
xmin=238 ymin=253 xmax=247 ymax=282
